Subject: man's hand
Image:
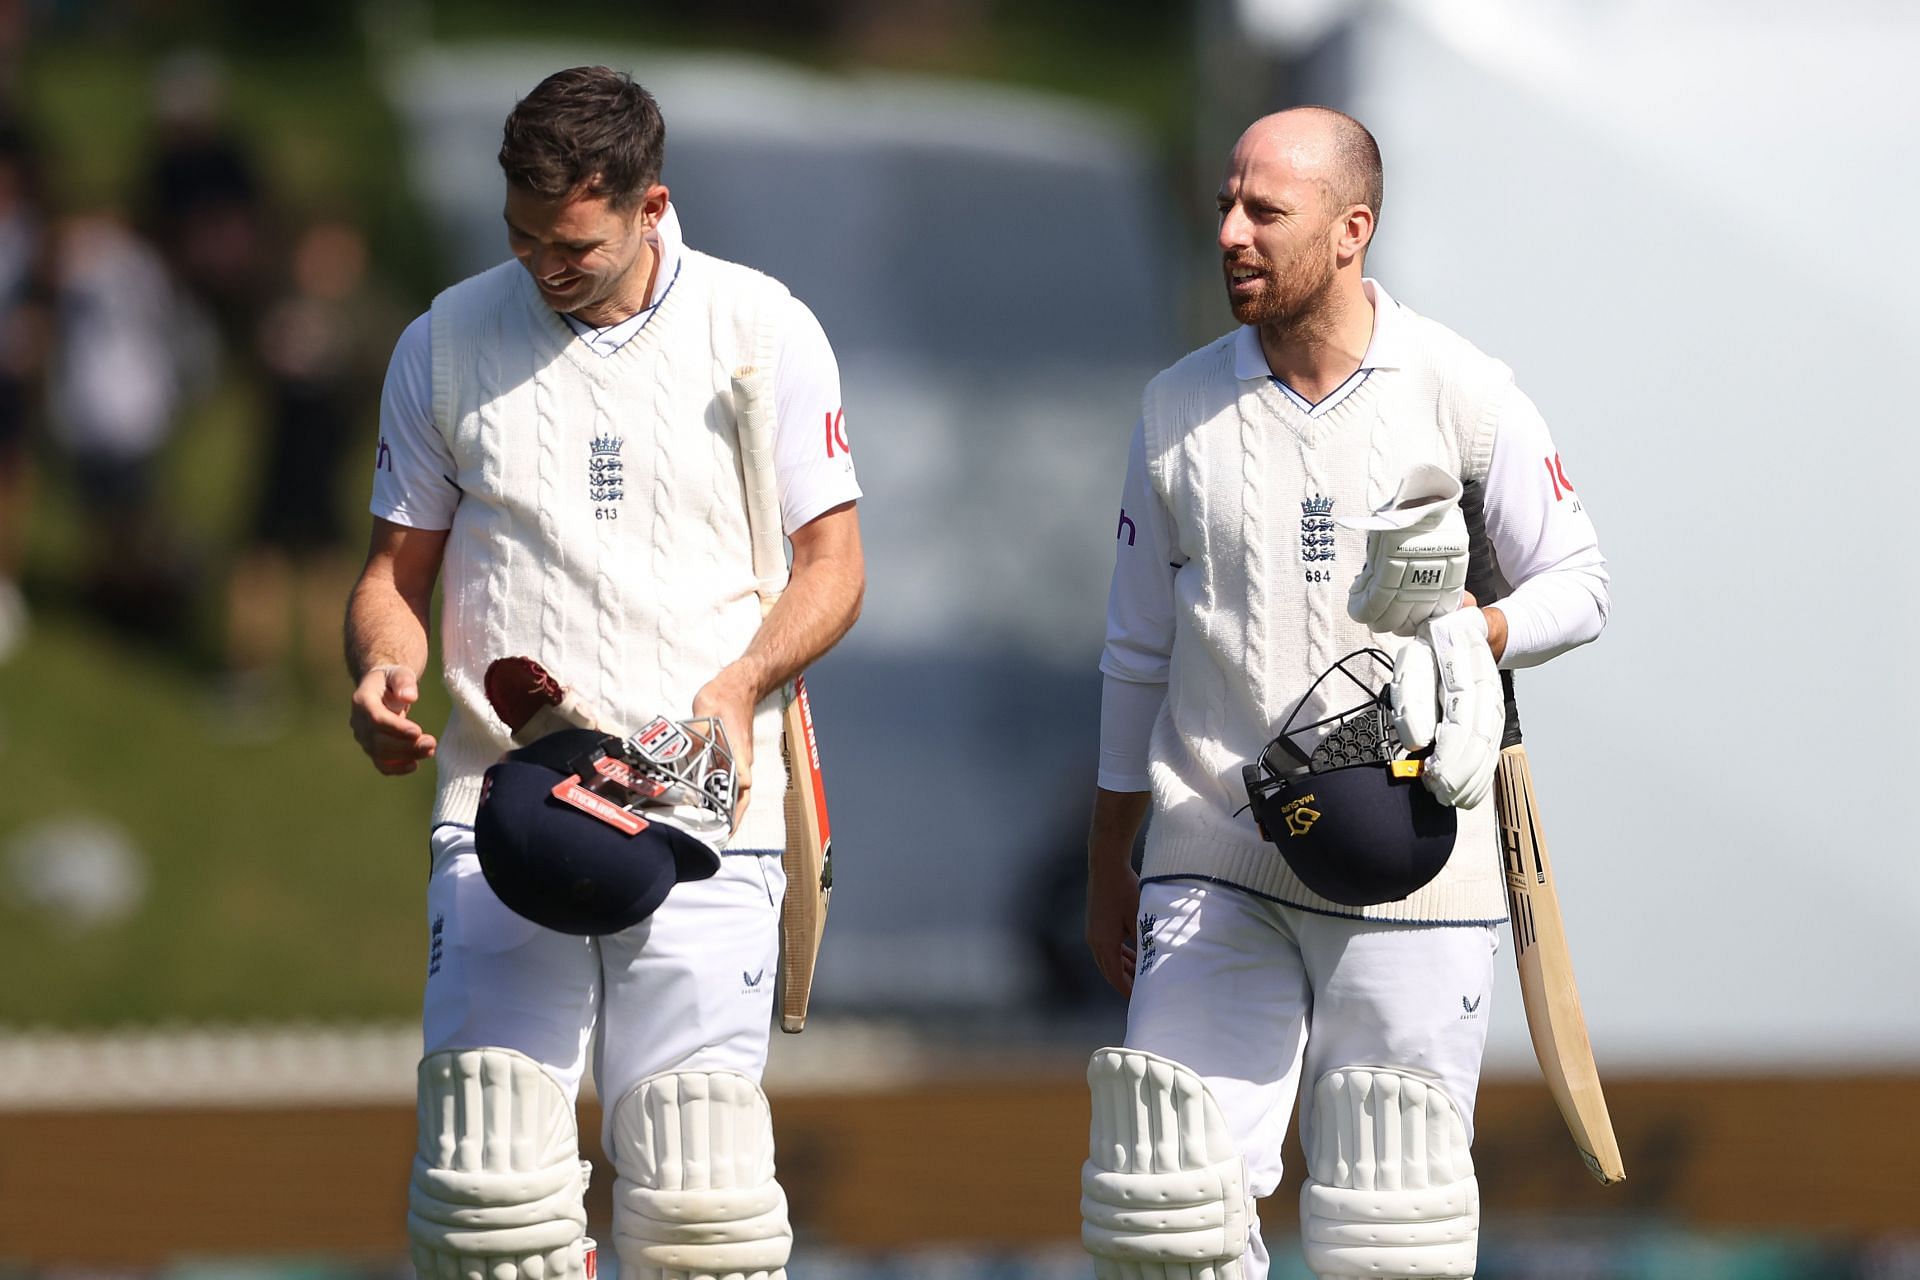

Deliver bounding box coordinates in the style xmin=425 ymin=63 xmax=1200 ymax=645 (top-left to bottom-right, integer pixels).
xmin=1085 ymin=787 xmax=1151 ymax=997
xmin=1086 ymin=858 xmax=1142 ymax=998
xmin=350 ymin=663 xmax=437 ymax=775
xmin=692 ymin=667 xmax=758 ymax=830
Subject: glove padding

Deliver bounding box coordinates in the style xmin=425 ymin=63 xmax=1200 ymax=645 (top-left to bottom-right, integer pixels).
xmin=1391 ymin=608 xmax=1503 ymax=809
xmin=1338 ymin=463 xmax=1470 ymax=636
xmin=484 ymin=656 xmax=606 ymax=748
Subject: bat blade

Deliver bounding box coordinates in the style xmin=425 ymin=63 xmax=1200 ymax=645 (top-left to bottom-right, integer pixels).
xmin=1497 ymin=743 xmax=1626 ymax=1185
xmin=777 ymin=675 xmax=832 ymax=1033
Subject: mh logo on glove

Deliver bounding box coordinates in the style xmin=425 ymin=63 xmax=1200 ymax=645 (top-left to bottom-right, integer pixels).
xmin=1338 ymin=464 xmax=1469 ymax=636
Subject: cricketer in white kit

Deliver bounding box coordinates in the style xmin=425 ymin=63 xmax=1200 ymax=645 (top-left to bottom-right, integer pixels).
xmin=1081 ymin=109 xmax=1610 ymax=1279
xmin=345 ymin=67 xmax=863 ymax=1280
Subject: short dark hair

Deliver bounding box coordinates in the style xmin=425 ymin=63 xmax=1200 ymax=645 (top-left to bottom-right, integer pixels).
xmin=498 ymin=66 xmax=665 ymax=208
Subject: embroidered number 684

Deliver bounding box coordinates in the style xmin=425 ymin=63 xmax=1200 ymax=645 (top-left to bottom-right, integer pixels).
xmin=1304 ymin=568 xmax=1333 ymax=584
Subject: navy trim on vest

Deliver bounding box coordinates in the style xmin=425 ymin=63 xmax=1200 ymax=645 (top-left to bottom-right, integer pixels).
xmin=562 ymin=256 xmax=685 ymax=356
xmin=1268 ymin=367 xmax=1372 ymax=415
xmin=1140 ymin=873 xmax=1507 ymax=927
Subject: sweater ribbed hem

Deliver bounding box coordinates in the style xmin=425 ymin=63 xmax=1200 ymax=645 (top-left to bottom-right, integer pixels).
xmin=1143 ymin=825 xmax=1507 ymax=925
xmin=433 ymin=773 xmax=486 ymax=830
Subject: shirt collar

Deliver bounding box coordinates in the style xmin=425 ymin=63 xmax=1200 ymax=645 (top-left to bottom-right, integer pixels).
xmin=1232 ymin=276 xmax=1407 ymax=381
xmin=647 ymin=202 xmax=684 ymax=307
xmin=560 ymin=202 xmax=685 ymax=349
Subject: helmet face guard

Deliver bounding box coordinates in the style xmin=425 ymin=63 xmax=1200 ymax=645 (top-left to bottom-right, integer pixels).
xmin=567 ymin=714 xmax=740 ymax=837
xmin=1242 ymin=650 xmax=1458 ymax=907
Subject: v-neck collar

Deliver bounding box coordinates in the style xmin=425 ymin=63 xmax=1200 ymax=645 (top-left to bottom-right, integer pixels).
xmin=1232 ymin=277 xmax=1407 ymax=415
xmin=522 ymin=250 xmax=694 ymax=387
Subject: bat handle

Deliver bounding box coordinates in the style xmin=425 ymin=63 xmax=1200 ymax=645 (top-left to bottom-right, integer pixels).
xmin=1500 ymin=669 xmax=1522 ymax=749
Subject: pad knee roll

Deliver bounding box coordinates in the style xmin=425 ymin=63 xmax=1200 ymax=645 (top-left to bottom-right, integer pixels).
xmin=1300 ymin=1067 xmax=1478 ymax=1279
xmin=408 ymin=1047 xmax=591 ymax=1280
xmin=1082 ymin=1047 xmax=1253 ymax=1280
xmin=610 ymin=1068 xmax=792 ymax=1280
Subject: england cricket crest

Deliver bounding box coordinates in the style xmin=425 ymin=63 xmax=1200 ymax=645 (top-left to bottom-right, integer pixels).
xmin=1301 ymin=494 xmax=1336 ymax=562
xmin=588 ymin=433 xmax=625 ymax=503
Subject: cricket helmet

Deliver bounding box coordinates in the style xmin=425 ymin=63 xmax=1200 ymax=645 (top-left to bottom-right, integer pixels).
xmin=1241 ymin=649 xmax=1457 ymax=907
xmin=474 ymin=719 xmax=734 ymax=936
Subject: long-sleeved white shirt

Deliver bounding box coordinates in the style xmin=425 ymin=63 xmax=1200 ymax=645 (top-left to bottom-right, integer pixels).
xmin=1098 ymin=280 xmax=1609 ymax=791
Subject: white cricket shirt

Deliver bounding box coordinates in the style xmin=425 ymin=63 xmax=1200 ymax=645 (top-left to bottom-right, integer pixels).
xmin=1098 ymin=279 xmax=1609 ymax=791
xmin=371 ymin=203 xmax=861 ymax=535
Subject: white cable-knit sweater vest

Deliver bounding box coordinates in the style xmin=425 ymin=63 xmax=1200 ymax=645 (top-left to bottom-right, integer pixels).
xmin=428 ymin=255 xmax=791 ymax=853
xmin=1142 ymin=308 xmax=1513 ymax=922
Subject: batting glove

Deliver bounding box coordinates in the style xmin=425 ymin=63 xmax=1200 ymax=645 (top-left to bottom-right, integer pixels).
xmin=1391 ymin=607 xmax=1504 ymax=809
xmin=1338 ymin=463 xmax=1470 ymax=637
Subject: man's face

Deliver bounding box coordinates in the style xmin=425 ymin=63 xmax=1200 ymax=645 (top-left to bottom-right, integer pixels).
xmin=1215 ymin=138 xmax=1341 ymax=329
xmin=503 ymin=182 xmax=664 ymax=318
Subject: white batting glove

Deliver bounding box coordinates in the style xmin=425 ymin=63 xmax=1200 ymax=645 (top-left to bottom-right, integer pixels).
xmin=1338 ymin=463 xmax=1470 ymax=637
xmin=1391 ymin=607 xmax=1504 ymax=809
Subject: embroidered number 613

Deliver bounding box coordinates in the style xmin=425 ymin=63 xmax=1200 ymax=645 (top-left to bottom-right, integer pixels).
xmin=596 ymin=507 xmax=619 ymax=520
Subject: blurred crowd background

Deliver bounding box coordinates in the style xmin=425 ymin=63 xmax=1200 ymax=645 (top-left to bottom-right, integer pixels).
xmin=2 ymin=1 xmax=1917 ymax=1277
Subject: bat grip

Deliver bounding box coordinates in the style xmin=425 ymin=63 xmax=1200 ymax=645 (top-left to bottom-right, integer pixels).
xmin=1461 ymin=476 xmax=1522 ymax=749
xmin=1500 ymin=669 xmax=1522 ymax=749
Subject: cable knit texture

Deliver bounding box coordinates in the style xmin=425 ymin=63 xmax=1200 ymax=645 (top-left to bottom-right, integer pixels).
xmin=1140 ymin=308 xmax=1512 ymax=923
xmin=428 ymin=255 xmax=791 ymax=854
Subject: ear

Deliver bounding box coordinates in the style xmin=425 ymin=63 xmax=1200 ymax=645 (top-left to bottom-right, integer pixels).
xmin=640 ymin=183 xmax=670 ymax=230
xmin=1334 ymin=203 xmax=1375 ymax=265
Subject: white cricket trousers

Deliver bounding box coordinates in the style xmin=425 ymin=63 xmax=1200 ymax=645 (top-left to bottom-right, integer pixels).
xmin=1124 ymin=877 xmax=1500 ymax=1279
xmin=420 ymin=825 xmax=784 ymax=1153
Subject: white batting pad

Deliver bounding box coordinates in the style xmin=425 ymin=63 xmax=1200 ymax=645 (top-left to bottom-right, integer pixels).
xmin=1339 ymin=464 xmax=1470 ymax=637
xmin=1082 ymin=1047 xmax=1252 ymax=1280
xmin=1301 ymin=1067 xmax=1479 ymax=1279
xmin=610 ymin=1068 xmax=792 ymax=1280
xmin=408 ymin=1047 xmax=591 ymax=1280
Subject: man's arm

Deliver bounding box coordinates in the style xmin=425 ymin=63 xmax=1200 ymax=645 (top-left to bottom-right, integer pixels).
xmin=346 ymin=517 xmax=449 ymax=776
xmin=1479 ymin=385 xmax=1610 ymax=667
xmin=1087 ymin=418 xmax=1179 ymax=996
xmin=694 ymin=501 xmax=863 ymax=813
xmin=1087 ymin=787 xmax=1151 ymax=997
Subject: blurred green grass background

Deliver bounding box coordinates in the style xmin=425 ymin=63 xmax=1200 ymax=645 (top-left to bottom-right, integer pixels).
xmin=0 ymin=609 xmax=440 ymax=1024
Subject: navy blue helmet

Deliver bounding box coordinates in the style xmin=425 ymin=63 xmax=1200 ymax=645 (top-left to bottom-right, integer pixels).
xmin=475 ymin=726 xmax=728 ymax=935
xmin=1242 ymin=650 xmax=1458 ymax=907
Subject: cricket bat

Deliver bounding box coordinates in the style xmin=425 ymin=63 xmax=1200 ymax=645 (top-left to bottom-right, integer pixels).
xmin=1495 ymin=671 xmax=1626 ymax=1184
xmin=734 ymin=366 xmax=833 ymax=1033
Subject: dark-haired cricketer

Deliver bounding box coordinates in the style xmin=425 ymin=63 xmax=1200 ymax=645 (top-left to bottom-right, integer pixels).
xmin=345 ymin=66 xmax=863 ymax=1280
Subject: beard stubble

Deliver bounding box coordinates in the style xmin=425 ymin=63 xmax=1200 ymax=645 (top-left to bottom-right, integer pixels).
xmin=1226 ymin=238 xmax=1340 ymax=343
